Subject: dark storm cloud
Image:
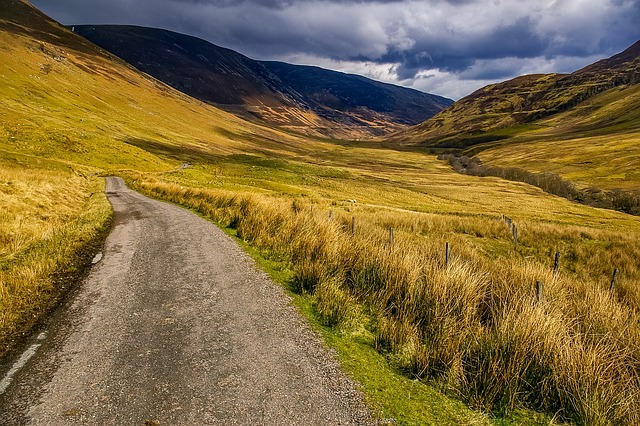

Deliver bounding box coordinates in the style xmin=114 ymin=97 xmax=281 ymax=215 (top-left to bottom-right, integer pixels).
xmin=30 ymin=0 xmax=640 ymax=99
xmin=379 ymin=16 xmax=550 ymax=80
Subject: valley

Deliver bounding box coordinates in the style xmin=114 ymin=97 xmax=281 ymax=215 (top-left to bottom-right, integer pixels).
xmin=1 ymin=0 xmax=640 ymax=424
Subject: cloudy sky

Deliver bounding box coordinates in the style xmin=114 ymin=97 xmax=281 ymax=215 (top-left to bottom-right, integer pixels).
xmin=31 ymin=0 xmax=640 ymax=100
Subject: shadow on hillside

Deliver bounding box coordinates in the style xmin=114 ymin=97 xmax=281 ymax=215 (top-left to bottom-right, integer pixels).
xmin=125 ymin=138 xmax=223 ymax=164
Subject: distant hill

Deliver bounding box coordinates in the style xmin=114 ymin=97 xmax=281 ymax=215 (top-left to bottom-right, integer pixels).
xmin=390 ymin=40 xmax=640 ymax=148
xmin=72 ymin=25 xmax=453 ymax=139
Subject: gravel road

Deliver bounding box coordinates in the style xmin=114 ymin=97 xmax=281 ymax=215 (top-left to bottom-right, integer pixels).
xmin=0 ymin=177 xmax=376 ymax=425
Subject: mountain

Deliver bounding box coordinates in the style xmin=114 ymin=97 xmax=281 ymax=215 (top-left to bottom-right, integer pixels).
xmin=391 ymin=40 xmax=640 ymax=148
xmin=72 ymin=25 xmax=453 ymax=139
xmin=260 ymin=61 xmax=448 ymax=127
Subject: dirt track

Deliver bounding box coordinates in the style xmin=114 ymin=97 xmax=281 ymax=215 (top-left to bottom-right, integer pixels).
xmin=0 ymin=177 xmax=375 ymax=425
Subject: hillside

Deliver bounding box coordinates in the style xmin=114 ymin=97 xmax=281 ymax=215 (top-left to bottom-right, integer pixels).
xmin=474 ymin=81 xmax=640 ymax=191
xmin=0 ymin=2 xmax=328 ymax=175
xmin=72 ymin=25 xmax=452 ymax=139
xmin=391 ymin=40 xmax=640 ymax=148
xmin=387 ymin=73 xmax=565 ymax=148
xmin=260 ymin=61 xmax=449 ymax=127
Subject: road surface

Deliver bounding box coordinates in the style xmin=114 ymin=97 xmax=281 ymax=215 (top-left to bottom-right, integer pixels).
xmin=0 ymin=177 xmax=375 ymax=425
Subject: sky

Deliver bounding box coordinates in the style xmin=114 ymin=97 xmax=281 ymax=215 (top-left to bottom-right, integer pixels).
xmin=30 ymin=0 xmax=640 ymax=100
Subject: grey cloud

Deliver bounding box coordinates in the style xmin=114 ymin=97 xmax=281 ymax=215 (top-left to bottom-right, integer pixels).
xmin=374 ymin=16 xmax=548 ymax=79
xmin=30 ymin=0 xmax=640 ymax=99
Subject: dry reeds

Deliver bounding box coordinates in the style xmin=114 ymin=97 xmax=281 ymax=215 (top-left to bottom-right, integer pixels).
xmin=133 ymin=175 xmax=640 ymax=424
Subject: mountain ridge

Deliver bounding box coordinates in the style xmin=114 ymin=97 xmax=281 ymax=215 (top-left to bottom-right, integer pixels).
xmin=72 ymin=24 xmax=453 ymax=139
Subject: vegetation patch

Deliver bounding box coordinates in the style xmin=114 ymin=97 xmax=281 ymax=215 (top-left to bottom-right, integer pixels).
xmin=0 ymin=165 xmax=112 ymax=359
xmin=433 ymin=134 xmax=510 ymax=149
xmin=440 ymin=153 xmax=640 ymax=215
xmin=127 ymin=174 xmax=640 ymax=425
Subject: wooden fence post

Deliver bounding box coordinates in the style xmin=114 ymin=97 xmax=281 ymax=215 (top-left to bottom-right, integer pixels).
xmin=553 ymin=251 xmax=561 ymax=279
xmin=445 ymin=241 xmax=451 ymax=268
xmin=389 ymin=227 xmax=394 ymax=245
xmin=610 ymin=268 xmax=619 ymax=291
xmin=536 ymin=281 xmax=544 ymax=303
xmin=502 ymin=215 xmax=519 ymax=246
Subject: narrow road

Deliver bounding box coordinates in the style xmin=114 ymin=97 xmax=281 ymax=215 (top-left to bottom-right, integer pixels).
xmin=0 ymin=177 xmax=374 ymax=425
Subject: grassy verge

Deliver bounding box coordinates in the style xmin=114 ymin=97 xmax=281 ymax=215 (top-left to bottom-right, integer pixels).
xmin=0 ymin=163 xmax=112 ymax=359
xmin=127 ymin=173 xmax=640 ymax=425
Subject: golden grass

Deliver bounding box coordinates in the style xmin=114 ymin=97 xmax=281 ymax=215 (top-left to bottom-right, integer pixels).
xmin=129 ymin=173 xmax=640 ymax=424
xmin=479 ymin=132 xmax=640 ymax=191
xmin=0 ymin=161 xmax=112 ymax=357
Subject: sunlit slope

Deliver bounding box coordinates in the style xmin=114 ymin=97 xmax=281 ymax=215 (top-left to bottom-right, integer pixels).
xmin=386 ymin=73 xmax=565 ymax=148
xmin=474 ymin=81 xmax=640 ymax=190
xmin=389 ymin=40 xmax=640 ymax=150
xmin=0 ymin=0 xmax=319 ymax=174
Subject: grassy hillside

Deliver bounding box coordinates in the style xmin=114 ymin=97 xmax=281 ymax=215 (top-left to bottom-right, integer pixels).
xmin=477 ymin=82 xmax=640 ymax=191
xmin=386 ymin=73 xmax=565 ymax=148
xmin=390 ymin=40 xmax=639 ymax=149
xmin=1 ymin=1 xmax=343 ymax=172
xmin=3 ymin=1 xmax=640 ymax=424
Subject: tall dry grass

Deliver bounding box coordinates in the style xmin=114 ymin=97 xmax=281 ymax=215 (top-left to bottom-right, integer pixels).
xmin=132 ymin=175 xmax=640 ymax=425
xmin=0 ymin=166 xmax=112 ymax=356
